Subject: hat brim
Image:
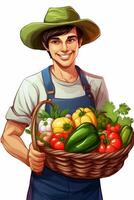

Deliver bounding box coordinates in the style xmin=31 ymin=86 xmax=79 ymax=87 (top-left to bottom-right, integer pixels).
xmin=20 ymin=19 xmax=101 ymax=50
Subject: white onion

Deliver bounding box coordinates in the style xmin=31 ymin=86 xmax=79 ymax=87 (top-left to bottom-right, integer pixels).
xmin=45 ymin=125 xmax=52 ymax=132
xmin=39 ymin=125 xmax=46 ymax=133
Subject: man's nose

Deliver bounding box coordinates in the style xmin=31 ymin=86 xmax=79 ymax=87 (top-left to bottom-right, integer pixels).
xmin=61 ymin=42 xmax=68 ymax=52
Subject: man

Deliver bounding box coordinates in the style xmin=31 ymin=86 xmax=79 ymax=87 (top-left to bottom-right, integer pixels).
xmin=1 ymin=6 xmax=109 ymax=200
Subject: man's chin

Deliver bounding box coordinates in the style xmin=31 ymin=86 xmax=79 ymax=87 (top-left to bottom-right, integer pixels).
xmin=54 ymin=60 xmax=75 ymax=69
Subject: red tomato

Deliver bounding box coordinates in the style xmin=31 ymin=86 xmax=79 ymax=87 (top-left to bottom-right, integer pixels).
xmin=50 ymin=137 xmax=59 ymax=148
xmin=110 ymin=126 xmax=116 ymax=132
xmin=106 ymin=123 xmax=112 ymax=131
xmin=50 ymin=133 xmax=66 ymax=150
xmin=114 ymin=124 xmax=121 ymax=133
xmin=108 ymin=132 xmax=120 ymax=140
xmin=53 ymin=141 xmax=64 ymax=150
xmin=106 ymin=123 xmax=121 ymax=133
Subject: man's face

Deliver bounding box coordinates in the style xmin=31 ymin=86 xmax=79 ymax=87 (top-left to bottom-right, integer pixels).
xmin=47 ymin=27 xmax=82 ymax=68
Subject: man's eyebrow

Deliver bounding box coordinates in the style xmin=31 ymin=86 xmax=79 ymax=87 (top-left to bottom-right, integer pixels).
xmin=67 ymin=35 xmax=78 ymax=39
xmin=49 ymin=37 xmax=60 ymax=40
xmin=50 ymin=35 xmax=78 ymax=40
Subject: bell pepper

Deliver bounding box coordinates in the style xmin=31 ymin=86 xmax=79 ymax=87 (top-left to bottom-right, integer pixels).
xmin=52 ymin=117 xmax=74 ymax=134
xmin=65 ymin=122 xmax=100 ymax=153
xmin=97 ymin=131 xmax=122 ymax=153
xmin=72 ymin=107 xmax=97 ymax=128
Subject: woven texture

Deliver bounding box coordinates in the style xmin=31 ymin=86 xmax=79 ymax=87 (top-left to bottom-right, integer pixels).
xmin=31 ymin=100 xmax=134 ymax=179
xmin=43 ymin=135 xmax=134 ymax=179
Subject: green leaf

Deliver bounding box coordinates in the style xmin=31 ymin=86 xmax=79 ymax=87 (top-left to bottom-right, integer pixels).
xmin=103 ymin=101 xmax=116 ymax=112
xmin=50 ymin=106 xmax=55 ymax=118
xmin=25 ymin=128 xmax=31 ymax=134
xmin=60 ymin=109 xmax=69 ymax=117
xmin=38 ymin=110 xmax=50 ymax=119
xmin=117 ymin=116 xmax=134 ymax=127
xmin=50 ymin=104 xmax=61 ymax=118
xmin=117 ymin=103 xmax=130 ymax=115
xmin=102 ymin=101 xmax=118 ymax=123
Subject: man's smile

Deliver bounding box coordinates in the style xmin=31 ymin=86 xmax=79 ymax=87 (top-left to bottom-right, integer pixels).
xmin=56 ymin=50 xmax=74 ymax=60
xmin=57 ymin=53 xmax=72 ymax=60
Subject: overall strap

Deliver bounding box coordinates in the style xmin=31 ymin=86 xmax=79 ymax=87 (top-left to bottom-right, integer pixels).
xmin=76 ymin=66 xmax=96 ymax=108
xmin=41 ymin=66 xmax=55 ymax=99
xmin=76 ymin=66 xmax=92 ymax=96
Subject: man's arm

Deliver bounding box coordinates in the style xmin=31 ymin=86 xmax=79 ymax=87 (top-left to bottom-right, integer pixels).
xmin=1 ymin=120 xmax=45 ymax=172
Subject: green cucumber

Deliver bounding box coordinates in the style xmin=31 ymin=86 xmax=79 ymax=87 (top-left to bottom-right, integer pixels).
xmin=120 ymin=125 xmax=133 ymax=147
xmin=65 ymin=122 xmax=100 ymax=153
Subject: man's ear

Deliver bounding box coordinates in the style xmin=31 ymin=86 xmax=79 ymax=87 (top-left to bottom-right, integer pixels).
xmin=78 ymin=38 xmax=83 ymax=48
xmin=42 ymin=42 xmax=49 ymax=51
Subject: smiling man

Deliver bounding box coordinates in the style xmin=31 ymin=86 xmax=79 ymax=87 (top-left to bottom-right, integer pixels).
xmin=42 ymin=26 xmax=82 ymax=83
xmin=2 ymin=6 xmax=109 ymax=200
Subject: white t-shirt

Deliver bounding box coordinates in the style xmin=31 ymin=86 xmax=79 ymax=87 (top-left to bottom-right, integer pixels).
xmin=6 ymin=68 xmax=109 ymax=125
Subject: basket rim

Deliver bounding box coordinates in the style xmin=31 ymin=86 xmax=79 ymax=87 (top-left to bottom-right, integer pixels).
xmin=43 ymin=134 xmax=134 ymax=159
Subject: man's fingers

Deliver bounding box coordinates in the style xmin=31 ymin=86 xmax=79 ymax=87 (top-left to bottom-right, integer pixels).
xmin=31 ymin=165 xmax=45 ymax=173
xmin=29 ymin=152 xmax=45 ymax=162
xmin=29 ymin=143 xmax=45 ymax=157
xmin=29 ymin=158 xmax=45 ymax=166
xmin=28 ymin=143 xmax=46 ymax=172
xmin=30 ymin=160 xmax=44 ymax=168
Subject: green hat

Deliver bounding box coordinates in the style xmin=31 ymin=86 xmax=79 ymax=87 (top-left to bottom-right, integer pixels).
xmin=20 ymin=6 xmax=101 ymax=50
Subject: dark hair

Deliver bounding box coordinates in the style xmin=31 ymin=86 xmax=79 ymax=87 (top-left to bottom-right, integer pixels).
xmin=42 ymin=25 xmax=83 ymax=50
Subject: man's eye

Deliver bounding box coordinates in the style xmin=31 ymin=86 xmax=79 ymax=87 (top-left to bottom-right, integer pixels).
xmin=67 ymin=38 xmax=77 ymax=43
xmin=50 ymin=40 xmax=60 ymax=44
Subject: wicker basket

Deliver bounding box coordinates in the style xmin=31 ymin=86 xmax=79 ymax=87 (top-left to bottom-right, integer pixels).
xmin=31 ymin=100 xmax=134 ymax=179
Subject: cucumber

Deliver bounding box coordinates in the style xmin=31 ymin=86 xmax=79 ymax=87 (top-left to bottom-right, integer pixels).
xmin=120 ymin=125 xmax=133 ymax=147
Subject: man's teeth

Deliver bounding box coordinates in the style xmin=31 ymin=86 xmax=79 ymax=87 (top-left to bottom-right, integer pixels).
xmin=60 ymin=54 xmax=70 ymax=59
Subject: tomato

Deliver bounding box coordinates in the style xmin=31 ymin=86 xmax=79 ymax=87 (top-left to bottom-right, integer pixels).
xmin=114 ymin=124 xmax=121 ymax=132
xmin=108 ymin=132 xmax=120 ymax=140
xmin=110 ymin=126 xmax=117 ymax=132
xmin=107 ymin=124 xmax=121 ymax=133
xmin=53 ymin=141 xmax=64 ymax=150
xmin=50 ymin=133 xmax=67 ymax=150
xmin=106 ymin=123 xmax=112 ymax=131
xmin=50 ymin=137 xmax=59 ymax=148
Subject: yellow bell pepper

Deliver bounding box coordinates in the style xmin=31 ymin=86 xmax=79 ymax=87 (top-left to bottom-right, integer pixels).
xmin=72 ymin=107 xmax=97 ymax=127
xmin=52 ymin=117 xmax=74 ymax=134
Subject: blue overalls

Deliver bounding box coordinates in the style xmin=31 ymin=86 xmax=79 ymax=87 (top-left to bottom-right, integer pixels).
xmin=27 ymin=66 xmax=103 ymax=200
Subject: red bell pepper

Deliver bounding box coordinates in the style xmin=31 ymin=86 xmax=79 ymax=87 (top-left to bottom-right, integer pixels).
xmin=97 ymin=130 xmax=122 ymax=153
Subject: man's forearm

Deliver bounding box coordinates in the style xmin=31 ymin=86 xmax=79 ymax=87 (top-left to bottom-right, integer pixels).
xmin=1 ymin=120 xmax=29 ymax=166
xmin=2 ymin=134 xmax=29 ymax=166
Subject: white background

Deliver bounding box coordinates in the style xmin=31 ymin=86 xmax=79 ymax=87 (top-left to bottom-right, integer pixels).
xmin=0 ymin=0 xmax=134 ymax=199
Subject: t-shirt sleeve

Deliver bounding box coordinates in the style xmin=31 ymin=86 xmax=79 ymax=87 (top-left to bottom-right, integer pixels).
xmin=95 ymin=78 xmax=109 ymax=111
xmin=6 ymin=79 xmax=39 ymax=125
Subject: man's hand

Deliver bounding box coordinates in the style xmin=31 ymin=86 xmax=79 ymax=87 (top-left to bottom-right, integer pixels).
xmin=28 ymin=143 xmax=46 ymax=173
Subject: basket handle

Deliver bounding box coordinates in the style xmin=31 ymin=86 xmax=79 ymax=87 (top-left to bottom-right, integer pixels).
xmin=31 ymin=99 xmax=53 ymax=151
